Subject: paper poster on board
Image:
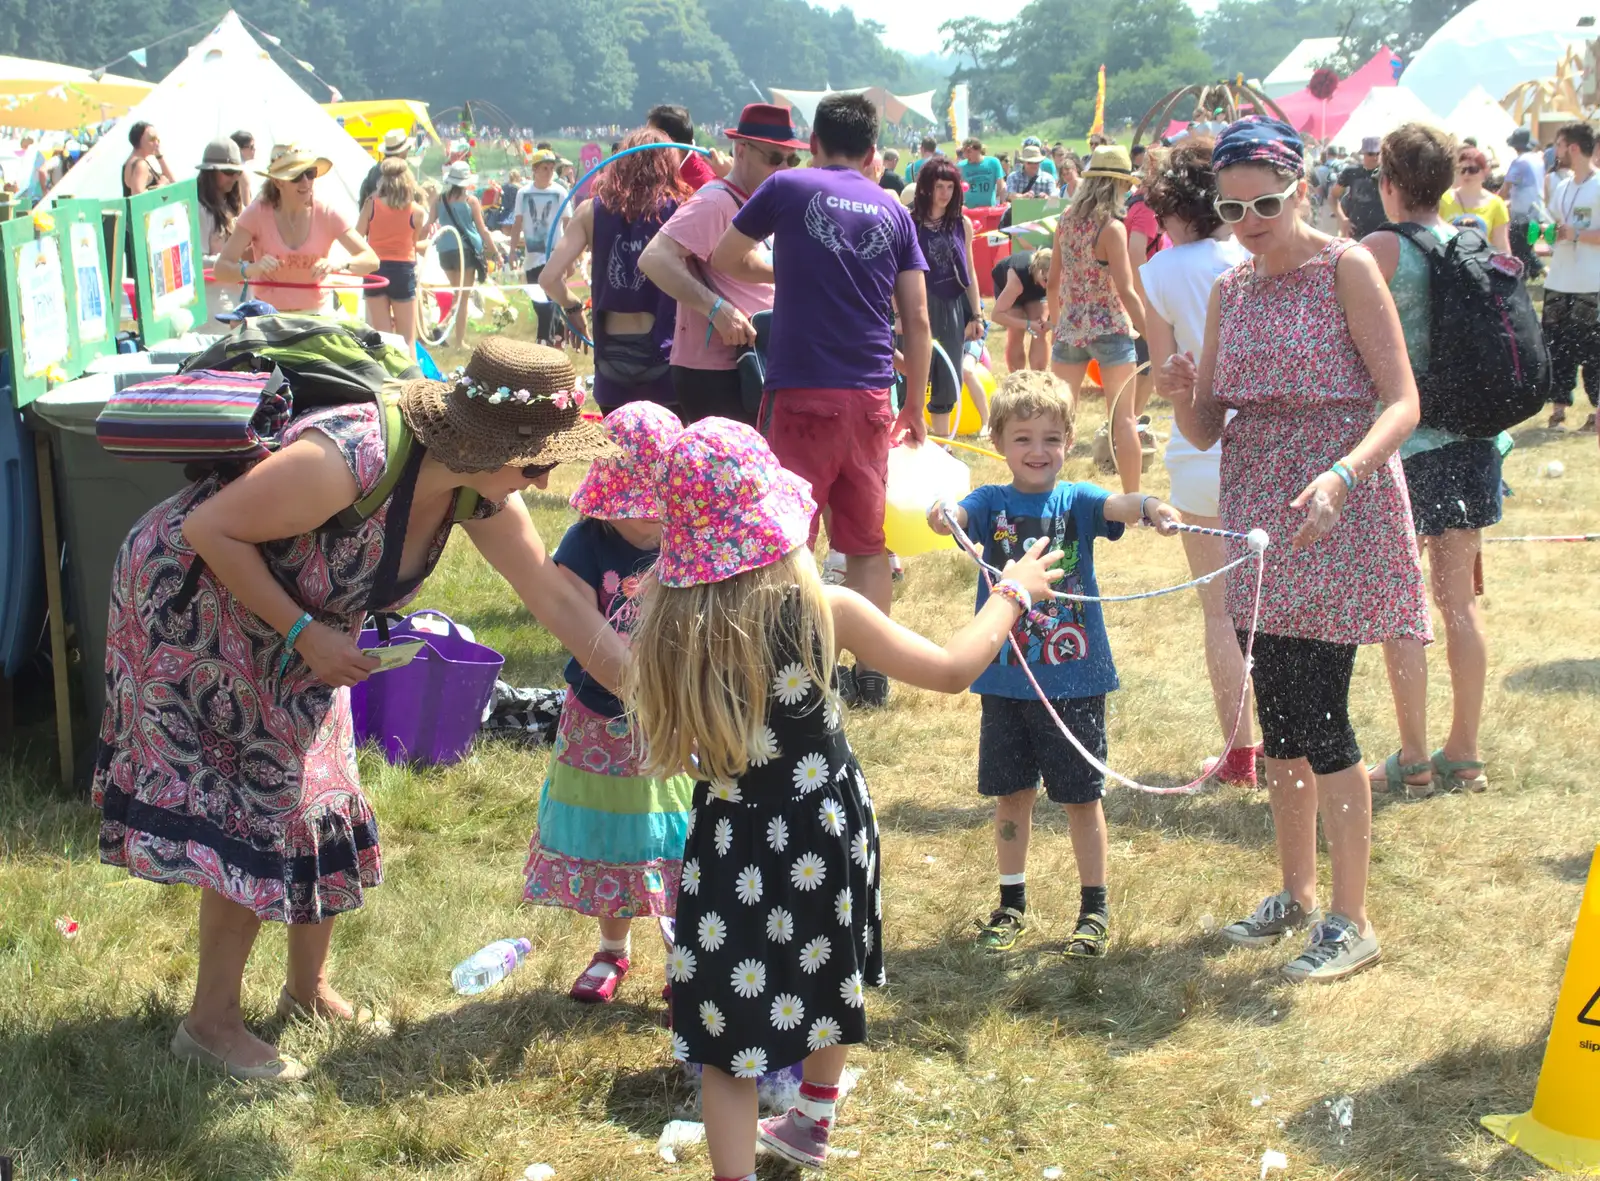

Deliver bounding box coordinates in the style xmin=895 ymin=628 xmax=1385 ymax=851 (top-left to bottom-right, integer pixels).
xmin=16 ymin=237 xmax=70 ymax=376
xmin=145 ymin=201 xmax=195 ymax=317
xmin=69 ymin=221 xmax=108 ymax=344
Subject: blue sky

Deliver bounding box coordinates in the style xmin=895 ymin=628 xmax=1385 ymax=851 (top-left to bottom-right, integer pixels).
xmin=829 ymin=0 xmax=1221 ymax=56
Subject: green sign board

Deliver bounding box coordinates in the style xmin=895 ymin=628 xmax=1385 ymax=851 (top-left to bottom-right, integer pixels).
xmin=1006 ymin=196 xmax=1068 ymax=249
xmin=0 ymin=210 xmax=73 ymax=407
xmin=54 ymin=198 xmax=116 ymax=371
xmin=127 ymin=179 xmax=206 ymax=347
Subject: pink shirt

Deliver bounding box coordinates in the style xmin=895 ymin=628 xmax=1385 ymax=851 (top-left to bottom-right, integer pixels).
xmin=235 ymin=198 xmax=353 ymax=311
xmin=680 ymin=152 xmax=716 ymax=192
xmin=658 ymin=181 xmax=774 ymax=370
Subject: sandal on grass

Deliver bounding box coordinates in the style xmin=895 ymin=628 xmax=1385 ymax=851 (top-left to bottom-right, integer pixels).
xmin=1431 ymin=749 xmax=1488 ymax=794
xmin=569 ymin=950 xmax=629 ymax=1004
xmin=1064 ymin=911 xmax=1109 ymax=959
xmin=1369 ymin=752 xmax=1433 ymax=799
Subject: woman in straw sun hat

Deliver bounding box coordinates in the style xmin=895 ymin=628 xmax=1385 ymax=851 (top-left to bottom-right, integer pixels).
xmin=213 ymin=144 xmax=380 ymax=314
xmin=429 ymin=158 xmax=504 ymax=348
xmin=93 ymin=338 xmax=627 ymax=1084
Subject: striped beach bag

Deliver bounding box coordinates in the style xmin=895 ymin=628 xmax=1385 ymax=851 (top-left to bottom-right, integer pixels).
xmin=95 ymin=368 xmax=291 ymax=468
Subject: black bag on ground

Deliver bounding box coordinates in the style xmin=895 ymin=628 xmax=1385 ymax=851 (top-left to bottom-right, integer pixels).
xmin=1379 ymin=221 xmax=1549 ymax=436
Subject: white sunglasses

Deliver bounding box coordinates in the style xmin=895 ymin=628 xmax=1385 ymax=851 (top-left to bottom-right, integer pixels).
xmin=1214 ymin=179 xmax=1300 ymax=224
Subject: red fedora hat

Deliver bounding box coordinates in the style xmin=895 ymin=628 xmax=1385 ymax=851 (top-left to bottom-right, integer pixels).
xmin=724 ymin=103 xmax=809 ymax=152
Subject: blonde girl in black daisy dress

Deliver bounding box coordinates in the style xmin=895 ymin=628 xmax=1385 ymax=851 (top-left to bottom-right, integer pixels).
xmin=627 ymin=418 xmax=1061 ymax=1180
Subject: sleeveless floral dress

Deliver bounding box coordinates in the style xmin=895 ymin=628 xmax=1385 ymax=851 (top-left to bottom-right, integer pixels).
xmin=93 ymin=404 xmax=499 ymax=924
xmin=669 ymin=622 xmax=883 ymax=1077
xmin=1213 ymin=240 xmax=1431 ymax=645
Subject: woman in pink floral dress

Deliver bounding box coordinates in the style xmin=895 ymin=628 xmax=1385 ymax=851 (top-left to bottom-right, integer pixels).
xmin=94 ymin=339 xmax=624 ymax=1080
xmin=1164 ymin=118 xmax=1430 ymax=985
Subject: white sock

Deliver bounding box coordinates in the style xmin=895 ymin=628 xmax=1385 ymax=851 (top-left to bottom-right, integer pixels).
xmin=586 ymin=933 xmax=630 ymax=982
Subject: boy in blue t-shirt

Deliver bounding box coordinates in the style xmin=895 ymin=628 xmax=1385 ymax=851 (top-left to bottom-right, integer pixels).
xmin=929 ymin=371 xmax=1177 ymax=957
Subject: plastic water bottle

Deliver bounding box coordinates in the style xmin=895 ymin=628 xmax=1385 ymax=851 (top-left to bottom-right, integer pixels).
xmin=451 ymin=937 xmax=532 ymax=995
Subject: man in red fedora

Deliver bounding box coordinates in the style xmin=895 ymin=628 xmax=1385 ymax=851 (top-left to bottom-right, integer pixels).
xmin=639 ymin=103 xmax=808 ymax=424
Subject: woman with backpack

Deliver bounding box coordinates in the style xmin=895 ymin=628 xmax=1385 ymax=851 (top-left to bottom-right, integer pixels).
xmin=357 ymin=158 xmax=429 ymax=347
xmin=92 ymin=339 xmax=628 ymax=1082
xmin=429 ymin=160 xmax=505 ymax=349
xmin=1361 ymin=124 xmax=1501 ymax=797
xmin=214 ymin=145 xmax=379 ymax=315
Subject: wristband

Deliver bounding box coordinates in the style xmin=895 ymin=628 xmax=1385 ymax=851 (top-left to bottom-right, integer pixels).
xmin=1330 ymin=461 xmax=1356 ymax=491
xmin=705 ymin=296 xmax=725 ymax=347
xmin=992 ymin=579 xmax=1032 ymax=616
xmin=1141 ymin=495 xmax=1158 ymax=525
xmin=240 ymin=260 xmax=250 ymax=281
xmin=278 ymin=612 xmax=313 ymax=678
xmin=563 ymin=301 xmax=582 ymax=314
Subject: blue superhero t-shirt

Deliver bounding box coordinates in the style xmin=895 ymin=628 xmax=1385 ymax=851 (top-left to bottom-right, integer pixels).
xmin=553 ymin=517 xmax=656 ymax=717
xmin=958 ymin=480 xmax=1124 ymax=700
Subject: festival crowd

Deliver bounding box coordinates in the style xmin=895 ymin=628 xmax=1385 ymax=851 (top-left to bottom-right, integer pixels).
xmin=87 ymin=87 xmax=1583 ymax=1181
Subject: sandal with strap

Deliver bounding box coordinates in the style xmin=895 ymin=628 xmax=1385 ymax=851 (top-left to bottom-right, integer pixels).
xmin=1369 ymin=751 xmax=1433 ymax=800
xmin=1431 ymin=749 xmax=1488 ymax=794
xmin=569 ymin=950 xmax=629 ymax=1004
xmin=1064 ymin=911 xmax=1110 ymax=959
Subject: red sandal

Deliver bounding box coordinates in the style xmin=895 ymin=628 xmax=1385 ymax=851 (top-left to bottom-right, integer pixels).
xmin=568 ymin=950 xmax=629 ymax=1003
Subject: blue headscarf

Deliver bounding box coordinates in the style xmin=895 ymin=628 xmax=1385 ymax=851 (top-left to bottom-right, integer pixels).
xmin=1212 ymin=117 xmax=1305 ymax=178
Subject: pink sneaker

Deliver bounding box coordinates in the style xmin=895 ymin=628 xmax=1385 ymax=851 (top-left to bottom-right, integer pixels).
xmin=758 ymin=1108 xmax=830 ymax=1169
xmin=1203 ymin=743 xmax=1262 ymax=787
xmin=568 ymin=950 xmax=629 ymax=1003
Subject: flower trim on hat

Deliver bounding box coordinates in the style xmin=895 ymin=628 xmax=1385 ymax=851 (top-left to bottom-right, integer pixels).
xmin=445 ymin=366 xmax=588 ymax=409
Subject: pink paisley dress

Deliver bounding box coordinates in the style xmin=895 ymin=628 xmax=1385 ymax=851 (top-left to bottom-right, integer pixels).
xmin=1213 ymin=239 xmax=1431 ymax=645
xmin=93 ymin=404 xmax=500 ymax=925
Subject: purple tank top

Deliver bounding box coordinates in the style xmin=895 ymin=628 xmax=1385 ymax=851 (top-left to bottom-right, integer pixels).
xmin=593 ymin=198 xmax=677 ymax=316
xmin=589 ymin=198 xmax=678 ymax=408
xmin=916 ymin=219 xmax=970 ymax=302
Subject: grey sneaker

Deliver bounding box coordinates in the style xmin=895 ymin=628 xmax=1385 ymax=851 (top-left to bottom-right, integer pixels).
xmin=1281 ymin=914 xmax=1382 ymax=984
xmin=1220 ymin=891 xmax=1323 ymax=948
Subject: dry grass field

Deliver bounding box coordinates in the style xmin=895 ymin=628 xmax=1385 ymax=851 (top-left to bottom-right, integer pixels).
xmin=2 ymin=326 xmax=1597 ymax=1180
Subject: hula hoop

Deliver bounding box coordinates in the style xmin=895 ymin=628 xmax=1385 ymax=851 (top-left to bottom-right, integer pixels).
xmin=939 ymin=505 xmax=1269 ymax=795
xmin=202 ymin=268 xmax=389 ymax=292
xmin=1484 ymin=533 xmax=1600 ymax=543
xmin=420 ymin=224 xmax=467 ymax=347
xmin=929 ymin=435 xmax=1005 ymax=461
xmin=543 ymin=142 xmax=714 ymax=350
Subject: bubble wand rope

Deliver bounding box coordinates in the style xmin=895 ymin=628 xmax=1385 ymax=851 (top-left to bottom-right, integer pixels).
xmin=1485 ymin=533 xmax=1600 ymax=543
xmin=543 ymin=142 xmax=714 ymax=349
xmin=939 ymin=505 xmax=1268 ymax=795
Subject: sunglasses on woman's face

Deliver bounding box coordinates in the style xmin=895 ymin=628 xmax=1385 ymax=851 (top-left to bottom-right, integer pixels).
xmin=1458 ymin=164 xmax=1483 ymax=175
xmin=521 ymin=463 xmax=557 ymax=479
xmin=291 ymin=168 xmax=318 ymax=185
xmin=1214 ymin=179 xmax=1300 ymax=224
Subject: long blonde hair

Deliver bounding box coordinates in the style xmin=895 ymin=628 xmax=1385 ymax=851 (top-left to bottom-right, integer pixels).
xmin=376 ymin=157 xmax=417 ymax=209
xmin=627 ymin=548 xmax=834 ymax=784
xmin=1068 ymin=174 xmax=1130 ymax=226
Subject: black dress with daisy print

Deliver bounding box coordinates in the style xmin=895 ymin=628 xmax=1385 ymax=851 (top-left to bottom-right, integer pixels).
xmin=668 ymin=629 xmax=884 ymax=1077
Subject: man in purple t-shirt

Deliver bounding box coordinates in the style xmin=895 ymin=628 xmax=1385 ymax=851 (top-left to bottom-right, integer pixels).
xmin=712 ymin=91 xmax=931 ymax=708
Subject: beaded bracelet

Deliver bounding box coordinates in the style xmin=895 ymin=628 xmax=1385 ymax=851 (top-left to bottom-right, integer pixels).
xmin=992 ymin=579 xmax=1032 ymax=616
xmin=278 ymin=612 xmax=313 ymax=679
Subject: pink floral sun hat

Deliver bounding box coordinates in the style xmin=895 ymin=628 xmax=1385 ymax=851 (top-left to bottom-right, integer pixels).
xmin=655 ymin=418 xmax=817 ymax=588
xmin=569 ymin=401 xmax=684 ymax=520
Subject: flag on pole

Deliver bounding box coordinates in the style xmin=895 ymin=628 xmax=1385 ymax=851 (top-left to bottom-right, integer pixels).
xmin=1088 ymin=65 xmax=1106 ymax=137
xmin=948 ymin=82 xmax=969 ymax=143
xmin=128 ymin=47 xmax=147 ymax=68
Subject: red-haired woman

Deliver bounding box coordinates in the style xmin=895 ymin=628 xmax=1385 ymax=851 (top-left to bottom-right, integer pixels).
xmin=542 ymin=127 xmax=690 ymax=409
xmin=911 ymin=157 xmax=984 ymax=437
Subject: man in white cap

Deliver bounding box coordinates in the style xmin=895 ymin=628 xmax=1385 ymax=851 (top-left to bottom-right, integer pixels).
xmin=1004 ymin=144 xmax=1058 ymax=200
xmin=508 ymin=149 xmax=569 ymax=344
xmin=1331 ymin=136 xmax=1385 ymax=239
xmin=358 ymin=128 xmax=411 ymax=209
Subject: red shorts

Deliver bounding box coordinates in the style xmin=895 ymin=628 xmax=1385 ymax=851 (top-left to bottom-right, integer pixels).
xmin=762 ymin=387 xmax=893 ymax=556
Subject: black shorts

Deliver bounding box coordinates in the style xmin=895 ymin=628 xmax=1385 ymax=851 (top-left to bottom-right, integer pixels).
xmin=1402 ymin=440 xmax=1503 ymax=536
xmin=977 ymin=694 xmax=1106 ymax=804
xmin=1134 ymin=335 xmax=1150 ymax=366
xmin=374 ymin=259 xmax=417 ymax=302
xmin=671 ymin=365 xmax=754 ymax=425
xmin=1243 ymin=632 xmax=1360 ymax=776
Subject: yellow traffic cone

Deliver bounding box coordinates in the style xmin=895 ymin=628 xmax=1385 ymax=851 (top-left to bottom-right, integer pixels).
xmin=1482 ymin=844 xmax=1600 ymax=1173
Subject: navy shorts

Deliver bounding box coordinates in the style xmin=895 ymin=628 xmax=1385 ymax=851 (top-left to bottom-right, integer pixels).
xmin=977 ymin=694 xmax=1106 ymax=804
xmin=374 ymin=259 xmax=417 ymax=302
xmin=1402 ymin=439 xmax=1503 ymax=536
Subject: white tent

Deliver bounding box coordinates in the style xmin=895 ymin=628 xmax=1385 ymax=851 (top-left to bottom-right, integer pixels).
xmin=46 ymin=11 xmax=372 ymax=216
xmin=1329 ymin=86 xmax=1442 ymax=152
xmin=1261 ymin=37 xmax=1342 ymax=99
xmin=769 ymin=87 xmax=938 ymax=127
xmin=1403 ymin=0 xmax=1596 ymax=118
xmin=1446 ymin=86 xmax=1523 ymax=159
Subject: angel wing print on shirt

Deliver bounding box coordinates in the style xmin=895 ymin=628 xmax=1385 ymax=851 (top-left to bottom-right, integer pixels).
xmin=606 ymin=244 xmax=647 ymax=292
xmin=805 ymin=191 xmax=896 ymax=259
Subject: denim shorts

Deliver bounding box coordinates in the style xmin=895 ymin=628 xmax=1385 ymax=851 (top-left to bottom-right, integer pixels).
xmin=1052 ymin=333 xmax=1137 ymax=367
xmin=374 ymin=259 xmax=417 ymax=302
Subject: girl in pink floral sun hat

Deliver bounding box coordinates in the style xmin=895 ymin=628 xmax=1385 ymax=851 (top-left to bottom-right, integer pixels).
xmin=523 ymin=401 xmax=694 ymax=1005
xmin=625 ymin=417 xmax=1063 ymax=1179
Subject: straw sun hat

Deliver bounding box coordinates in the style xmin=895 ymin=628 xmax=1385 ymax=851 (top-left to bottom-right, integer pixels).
xmin=1081 ymin=144 xmax=1137 ymax=181
xmin=398 ymin=338 xmax=617 ymax=473
xmin=260 ymin=143 xmax=333 ymax=182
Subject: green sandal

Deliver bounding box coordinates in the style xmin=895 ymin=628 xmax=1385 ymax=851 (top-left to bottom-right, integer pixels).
xmin=1431 ymin=749 xmax=1488 ymax=794
xmin=1064 ymin=911 xmax=1110 ymax=959
xmin=1370 ymin=751 xmax=1434 ymax=799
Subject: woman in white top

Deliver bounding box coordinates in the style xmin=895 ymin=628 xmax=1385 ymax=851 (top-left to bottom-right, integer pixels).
xmin=1138 ymin=136 xmax=1259 ymax=786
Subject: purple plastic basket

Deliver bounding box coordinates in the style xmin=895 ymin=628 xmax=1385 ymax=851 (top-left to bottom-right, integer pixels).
xmin=350 ymin=610 xmax=505 ymax=766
